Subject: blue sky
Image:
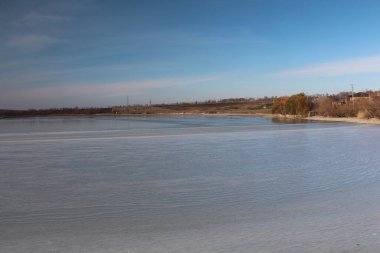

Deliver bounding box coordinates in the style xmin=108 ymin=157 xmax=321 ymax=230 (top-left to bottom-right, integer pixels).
xmin=1 ymin=0 xmax=380 ymax=109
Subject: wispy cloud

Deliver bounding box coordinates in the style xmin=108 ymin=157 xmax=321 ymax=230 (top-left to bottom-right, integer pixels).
xmin=275 ymin=55 xmax=380 ymax=77
xmin=123 ymin=28 xmax=265 ymax=47
xmin=7 ymin=34 xmax=61 ymax=49
xmin=0 ymin=75 xmax=218 ymax=107
xmin=18 ymin=12 xmax=72 ymax=26
xmin=3 ymin=10 xmax=70 ymax=50
xmin=60 ymin=76 xmax=217 ymax=97
xmin=47 ymin=64 xmax=135 ymax=76
xmin=0 ymin=63 xmax=183 ymax=89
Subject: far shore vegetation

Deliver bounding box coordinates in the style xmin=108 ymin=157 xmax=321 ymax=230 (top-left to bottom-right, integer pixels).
xmin=2 ymin=90 xmax=380 ymax=120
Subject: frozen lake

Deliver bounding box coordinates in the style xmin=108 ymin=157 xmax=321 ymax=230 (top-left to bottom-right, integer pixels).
xmin=1 ymin=115 xmax=380 ymax=252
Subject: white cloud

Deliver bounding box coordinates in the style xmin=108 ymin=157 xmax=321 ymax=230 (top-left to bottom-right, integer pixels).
xmin=7 ymin=34 xmax=61 ymax=49
xmin=275 ymin=55 xmax=380 ymax=77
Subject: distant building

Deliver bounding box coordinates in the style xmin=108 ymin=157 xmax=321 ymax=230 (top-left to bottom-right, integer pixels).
xmin=347 ymin=92 xmax=371 ymax=103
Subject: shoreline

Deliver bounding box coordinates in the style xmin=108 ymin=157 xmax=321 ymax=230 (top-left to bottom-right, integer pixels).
xmin=305 ymin=115 xmax=380 ymax=125
xmin=2 ymin=112 xmax=380 ymax=125
xmin=260 ymin=113 xmax=380 ymax=125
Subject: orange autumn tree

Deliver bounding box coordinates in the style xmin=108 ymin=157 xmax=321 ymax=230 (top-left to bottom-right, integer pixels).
xmin=272 ymin=93 xmax=309 ymax=116
xmin=272 ymin=96 xmax=289 ymax=115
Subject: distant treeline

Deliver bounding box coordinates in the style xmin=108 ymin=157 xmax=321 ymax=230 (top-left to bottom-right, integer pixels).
xmin=2 ymin=91 xmax=380 ymax=119
xmin=0 ymin=107 xmax=112 ymax=118
xmin=0 ymin=97 xmax=274 ymax=117
xmin=151 ymin=97 xmax=274 ymax=106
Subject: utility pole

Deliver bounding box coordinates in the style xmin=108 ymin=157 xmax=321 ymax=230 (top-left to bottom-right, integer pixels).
xmin=127 ymin=95 xmax=130 ymax=107
xmin=351 ymin=84 xmax=354 ymax=108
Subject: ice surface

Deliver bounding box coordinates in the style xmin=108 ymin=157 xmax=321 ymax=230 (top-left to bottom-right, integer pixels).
xmin=1 ymin=116 xmax=380 ymax=252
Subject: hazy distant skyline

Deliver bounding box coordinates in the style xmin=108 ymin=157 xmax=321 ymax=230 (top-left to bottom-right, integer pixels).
xmin=1 ymin=0 xmax=380 ymax=109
